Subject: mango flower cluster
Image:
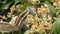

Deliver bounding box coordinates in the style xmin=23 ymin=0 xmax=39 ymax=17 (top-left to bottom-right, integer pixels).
xmin=51 ymin=0 xmax=60 ymax=18
xmin=25 ymin=4 xmax=52 ymax=34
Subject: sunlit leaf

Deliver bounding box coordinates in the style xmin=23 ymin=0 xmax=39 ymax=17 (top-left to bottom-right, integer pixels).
xmin=20 ymin=4 xmax=27 ymax=11
xmin=50 ymin=18 xmax=60 ymax=34
xmin=46 ymin=2 xmax=56 ymax=13
xmin=46 ymin=2 xmax=56 ymax=17
xmin=24 ymin=30 xmax=30 ymax=34
xmin=1 ymin=2 xmax=12 ymax=9
xmin=0 ymin=0 xmax=7 ymax=4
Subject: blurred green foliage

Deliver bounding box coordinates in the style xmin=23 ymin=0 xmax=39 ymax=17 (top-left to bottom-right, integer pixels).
xmin=0 ymin=0 xmax=59 ymax=34
xmin=50 ymin=18 xmax=60 ymax=34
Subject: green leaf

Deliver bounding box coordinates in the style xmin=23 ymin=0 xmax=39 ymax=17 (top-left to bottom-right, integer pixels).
xmin=13 ymin=12 xmax=21 ymax=16
xmin=20 ymin=4 xmax=27 ymax=11
xmin=34 ymin=32 xmax=40 ymax=34
xmin=50 ymin=18 xmax=60 ymax=34
xmin=4 ymin=30 xmax=22 ymax=34
xmin=14 ymin=30 xmax=22 ymax=34
xmin=13 ymin=0 xmax=19 ymax=4
xmin=40 ymin=0 xmax=45 ymax=3
xmin=46 ymin=2 xmax=56 ymax=13
xmin=20 ymin=0 xmax=27 ymax=4
xmin=1 ymin=2 xmax=12 ymax=9
xmin=45 ymin=0 xmax=50 ymax=2
xmin=5 ymin=17 xmax=12 ymax=22
xmin=40 ymin=0 xmax=50 ymax=3
xmin=0 ymin=0 xmax=7 ymax=4
xmin=46 ymin=2 xmax=56 ymax=17
xmin=24 ymin=30 xmax=30 ymax=34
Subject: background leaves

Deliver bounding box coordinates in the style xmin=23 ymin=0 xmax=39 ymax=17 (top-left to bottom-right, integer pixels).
xmin=0 ymin=0 xmax=59 ymax=34
xmin=50 ymin=18 xmax=60 ymax=34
